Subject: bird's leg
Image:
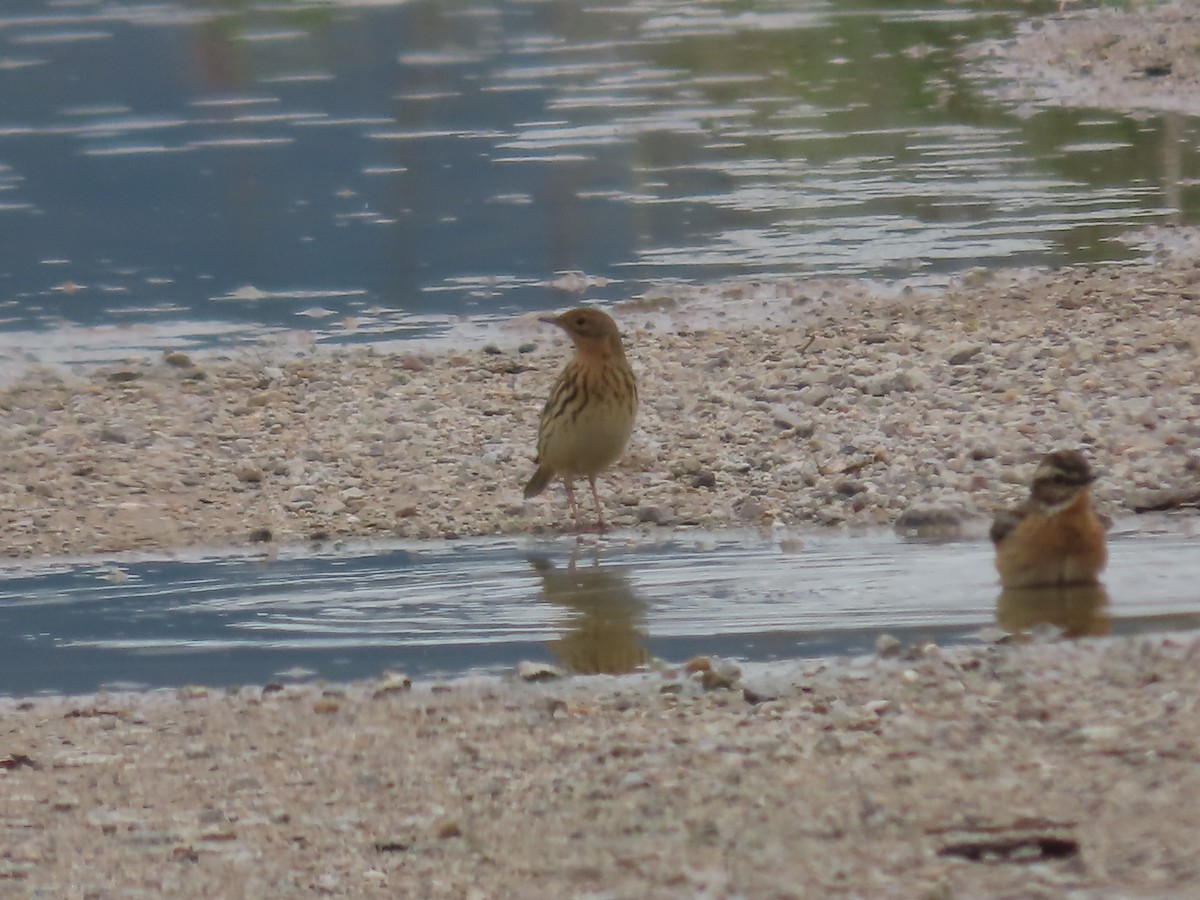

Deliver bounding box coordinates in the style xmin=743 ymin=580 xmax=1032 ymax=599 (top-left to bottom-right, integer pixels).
xmin=563 ymin=478 xmax=581 ymax=528
xmin=588 ymin=476 xmax=607 ymax=533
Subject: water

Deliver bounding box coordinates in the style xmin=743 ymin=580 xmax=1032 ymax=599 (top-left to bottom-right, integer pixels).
xmin=1 ymin=0 xmax=1198 ymax=366
xmin=1 ymin=521 xmax=1196 ymax=696
xmin=3 ymin=1 xmax=1198 ymax=697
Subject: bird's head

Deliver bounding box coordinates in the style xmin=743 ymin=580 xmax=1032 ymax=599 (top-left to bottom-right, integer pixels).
xmin=1030 ymin=449 xmax=1097 ymax=506
xmin=540 ymin=307 xmax=625 ymax=356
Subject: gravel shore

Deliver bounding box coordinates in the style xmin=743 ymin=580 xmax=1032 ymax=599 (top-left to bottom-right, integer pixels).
xmin=4 ymin=635 xmax=1200 ymax=897
xmin=971 ymin=0 xmax=1200 ymax=117
xmin=3 ymin=230 xmax=1198 ymax=560
xmin=2 ymin=5 xmax=1200 ymax=897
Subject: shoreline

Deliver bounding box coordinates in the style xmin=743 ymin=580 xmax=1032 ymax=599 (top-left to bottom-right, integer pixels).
xmin=3 ymin=5 xmax=1200 ymax=895
xmin=971 ymin=0 xmax=1200 ymax=117
xmin=4 ymin=634 xmax=1200 ymax=895
xmin=3 ymin=233 xmax=1198 ymax=561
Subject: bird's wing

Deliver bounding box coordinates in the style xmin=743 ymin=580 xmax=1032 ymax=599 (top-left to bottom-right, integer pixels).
xmin=989 ymin=507 xmax=1025 ymax=545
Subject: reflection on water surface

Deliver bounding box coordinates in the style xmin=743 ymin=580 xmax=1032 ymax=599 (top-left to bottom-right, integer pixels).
xmin=0 ymin=524 xmax=1196 ymax=695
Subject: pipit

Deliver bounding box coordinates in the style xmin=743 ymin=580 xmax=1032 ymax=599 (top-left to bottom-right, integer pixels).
xmin=524 ymin=307 xmax=638 ymax=531
xmin=989 ymin=449 xmax=1108 ymax=589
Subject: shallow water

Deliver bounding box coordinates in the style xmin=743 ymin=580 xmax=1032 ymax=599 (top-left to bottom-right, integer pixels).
xmin=1 ymin=520 xmax=1195 ymax=696
xmin=1 ymin=0 xmax=1198 ymax=368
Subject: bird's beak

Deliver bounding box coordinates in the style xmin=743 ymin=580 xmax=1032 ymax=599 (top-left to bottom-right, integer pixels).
xmin=538 ymin=313 xmax=560 ymax=326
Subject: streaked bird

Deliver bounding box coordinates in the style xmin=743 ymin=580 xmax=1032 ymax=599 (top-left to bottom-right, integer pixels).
xmin=990 ymin=449 xmax=1108 ymax=589
xmin=524 ymin=307 xmax=638 ymax=532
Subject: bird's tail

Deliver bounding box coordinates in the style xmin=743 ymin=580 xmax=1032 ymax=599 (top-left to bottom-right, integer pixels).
xmin=523 ymin=465 xmax=553 ymax=499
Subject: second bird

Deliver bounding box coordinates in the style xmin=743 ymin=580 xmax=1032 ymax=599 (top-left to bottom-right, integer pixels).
xmin=989 ymin=449 xmax=1108 ymax=589
xmin=524 ymin=307 xmax=638 ymax=532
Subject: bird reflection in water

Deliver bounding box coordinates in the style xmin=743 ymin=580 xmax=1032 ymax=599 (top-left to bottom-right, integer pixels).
xmin=527 ymin=552 xmax=648 ymax=675
xmin=995 ymin=583 xmax=1111 ymax=640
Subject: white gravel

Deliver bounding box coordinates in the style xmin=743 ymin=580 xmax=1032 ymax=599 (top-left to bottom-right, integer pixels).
xmin=3 ymin=635 xmax=1200 ymax=897
xmin=2 ymin=231 xmax=1198 ymax=559
xmin=969 ymin=0 xmax=1200 ymax=116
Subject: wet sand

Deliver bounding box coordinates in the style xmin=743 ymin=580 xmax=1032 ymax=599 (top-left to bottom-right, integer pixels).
xmin=2 ymin=4 xmax=1200 ymax=897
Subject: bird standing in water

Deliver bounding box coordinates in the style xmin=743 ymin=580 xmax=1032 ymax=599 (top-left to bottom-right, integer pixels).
xmin=990 ymin=449 xmax=1108 ymax=589
xmin=524 ymin=307 xmax=638 ymax=532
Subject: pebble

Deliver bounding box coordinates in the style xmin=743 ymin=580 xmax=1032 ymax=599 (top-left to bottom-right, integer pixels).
xmin=373 ymin=672 xmax=413 ymax=697
xmin=875 ymin=634 xmax=903 ymax=659
xmin=516 ymin=661 xmax=563 ymax=682
xmin=893 ymin=506 xmax=965 ymax=540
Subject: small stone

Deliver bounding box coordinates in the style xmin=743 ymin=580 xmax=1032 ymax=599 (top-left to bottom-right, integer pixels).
xmin=690 ymin=471 xmax=717 ymax=489
xmin=875 ymin=634 xmax=902 ymax=658
xmin=862 ymin=370 xmax=916 ymax=396
xmin=683 ymin=656 xmax=712 ymax=674
xmin=799 ymin=385 xmax=832 ymax=406
xmin=945 ymin=342 xmax=982 ymax=365
xmin=698 ymin=662 xmax=740 ymax=691
xmin=99 ymin=424 xmax=134 ymax=444
xmin=742 ymin=686 xmax=778 ymax=705
xmin=835 ymin=479 xmax=865 ymax=497
xmin=398 ymin=355 xmax=427 ymax=372
xmin=1078 ymin=725 xmax=1121 ymax=744
xmin=0 ymin=862 xmax=33 ymax=880
xmin=374 ymin=838 xmax=412 ymax=853
xmin=636 ymin=504 xmax=665 ymax=524
xmin=373 ymin=672 xmax=412 ymax=697
xmin=735 ymin=498 xmax=769 ymax=523
xmin=435 ymin=819 xmax=462 ymax=839
xmin=248 ymin=527 xmax=273 ymax=543
xmin=177 ymin=685 xmax=209 ymax=700
xmin=1029 ymin=623 xmax=1065 ymax=644
xmin=974 ymin=626 xmax=1010 ymax=645
xmin=893 ymin=505 xmax=963 ymax=539
xmin=312 ymin=698 xmax=341 ymax=714
xmin=236 ymin=465 xmax=264 ymax=484
xmin=51 ymin=794 xmax=80 ymax=812
xmin=516 ymin=661 xmax=563 ymax=682
xmin=770 ymin=406 xmax=805 ymax=430
xmin=163 ymin=351 xmax=195 ymax=368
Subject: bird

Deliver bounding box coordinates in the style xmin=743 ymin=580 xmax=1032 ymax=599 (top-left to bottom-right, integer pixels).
xmin=524 ymin=307 xmax=638 ymax=532
xmin=989 ymin=449 xmax=1108 ymax=589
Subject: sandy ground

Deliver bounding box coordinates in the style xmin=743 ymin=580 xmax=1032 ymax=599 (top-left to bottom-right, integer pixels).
xmin=970 ymin=0 xmax=1200 ymax=117
xmin=4 ymin=636 xmax=1200 ymax=898
xmin=3 ymin=4 xmax=1200 ymax=897
xmin=2 ymin=233 xmax=1199 ymax=560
